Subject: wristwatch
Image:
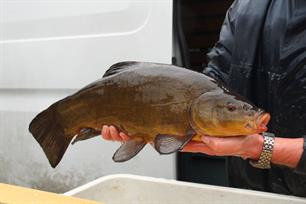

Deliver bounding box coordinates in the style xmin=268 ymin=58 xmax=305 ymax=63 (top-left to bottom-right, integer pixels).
xmin=249 ymin=132 xmax=275 ymax=169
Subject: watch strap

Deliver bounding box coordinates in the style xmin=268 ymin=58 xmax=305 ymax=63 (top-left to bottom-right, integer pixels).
xmin=249 ymin=132 xmax=275 ymax=169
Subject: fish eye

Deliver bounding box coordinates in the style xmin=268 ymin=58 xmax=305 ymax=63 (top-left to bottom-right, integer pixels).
xmin=226 ymin=102 xmax=236 ymax=112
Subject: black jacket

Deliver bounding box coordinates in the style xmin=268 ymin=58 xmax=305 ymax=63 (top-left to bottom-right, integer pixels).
xmin=203 ymin=0 xmax=306 ymax=197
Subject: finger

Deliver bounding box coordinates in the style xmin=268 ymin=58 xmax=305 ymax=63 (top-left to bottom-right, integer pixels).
xmin=181 ymin=141 xmax=215 ymax=155
xmin=181 ymin=143 xmax=203 ymax=152
xmin=102 ymin=125 xmax=111 ymax=140
xmin=119 ymin=132 xmax=130 ymax=141
xmin=201 ymin=135 xmax=244 ymax=155
xmin=109 ymin=126 xmax=122 ymax=141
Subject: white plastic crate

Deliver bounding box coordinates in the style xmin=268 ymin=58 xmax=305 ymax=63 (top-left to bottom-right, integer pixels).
xmin=65 ymin=174 xmax=306 ymax=204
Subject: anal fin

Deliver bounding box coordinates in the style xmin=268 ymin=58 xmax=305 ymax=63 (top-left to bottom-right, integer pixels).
xmin=113 ymin=137 xmax=146 ymax=162
xmin=72 ymin=128 xmax=101 ymax=145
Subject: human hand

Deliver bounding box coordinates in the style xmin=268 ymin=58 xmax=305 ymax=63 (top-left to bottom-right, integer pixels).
xmin=101 ymin=125 xmax=264 ymax=160
xmin=101 ymin=125 xmax=130 ymax=142
xmin=181 ymin=134 xmax=264 ymax=160
xmin=100 ymin=127 xmax=303 ymax=168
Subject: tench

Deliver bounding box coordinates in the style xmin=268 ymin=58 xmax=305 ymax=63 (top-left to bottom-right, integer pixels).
xmin=29 ymin=61 xmax=270 ymax=168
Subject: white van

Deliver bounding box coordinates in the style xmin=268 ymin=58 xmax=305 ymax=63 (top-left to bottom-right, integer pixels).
xmin=0 ymin=0 xmax=175 ymax=193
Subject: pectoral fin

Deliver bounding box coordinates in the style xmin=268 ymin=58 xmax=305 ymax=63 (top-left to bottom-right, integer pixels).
xmin=112 ymin=137 xmax=146 ymax=162
xmin=154 ymin=129 xmax=196 ymax=154
xmin=72 ymin=128 xmax=101 ymax=145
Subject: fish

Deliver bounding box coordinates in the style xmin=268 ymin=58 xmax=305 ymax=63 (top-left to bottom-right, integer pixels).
xmin=29 ymin=61 xmax=271 ymax=168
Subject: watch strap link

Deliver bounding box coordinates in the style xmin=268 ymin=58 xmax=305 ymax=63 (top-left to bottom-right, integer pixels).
xmin=250 ymin=132 xmax=275 ymax=169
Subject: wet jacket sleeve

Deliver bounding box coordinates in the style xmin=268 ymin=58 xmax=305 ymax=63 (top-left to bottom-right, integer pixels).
xmin=295 ymin=136 xmax=306 ymax=174
xmin=202 ymin=1 xmax=239 ymax=84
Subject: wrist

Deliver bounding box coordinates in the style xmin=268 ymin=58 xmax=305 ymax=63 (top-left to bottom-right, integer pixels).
xmin=271 ymin=137 xmax=304 ymax=168
xmin=241 ymin=134 xmax=264 ymax=160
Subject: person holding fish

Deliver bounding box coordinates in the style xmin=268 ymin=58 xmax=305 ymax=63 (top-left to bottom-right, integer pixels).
xmin=101 ymin=0 xmax=306 ymax=197
xmin=28 ymin=0 xmax=306 ymax=198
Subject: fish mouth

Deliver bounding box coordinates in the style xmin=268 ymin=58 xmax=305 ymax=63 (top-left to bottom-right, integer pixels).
xmin=255 ymin=111 xmax=271 ymax=132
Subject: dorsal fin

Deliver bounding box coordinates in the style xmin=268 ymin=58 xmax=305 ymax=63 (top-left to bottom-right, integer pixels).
xmin=103 ymin=61 xmax=182 ymax=78
xmin=103 ymin=61 xmax=142 ymax=77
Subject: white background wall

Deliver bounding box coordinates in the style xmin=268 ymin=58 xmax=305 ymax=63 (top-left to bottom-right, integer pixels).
xmin=0 ymin=0 xmax=174 ymax=193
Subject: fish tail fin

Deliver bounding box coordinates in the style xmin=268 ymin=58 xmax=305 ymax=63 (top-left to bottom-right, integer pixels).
xmin=29 ymin=104 xmax=72 ymax=168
